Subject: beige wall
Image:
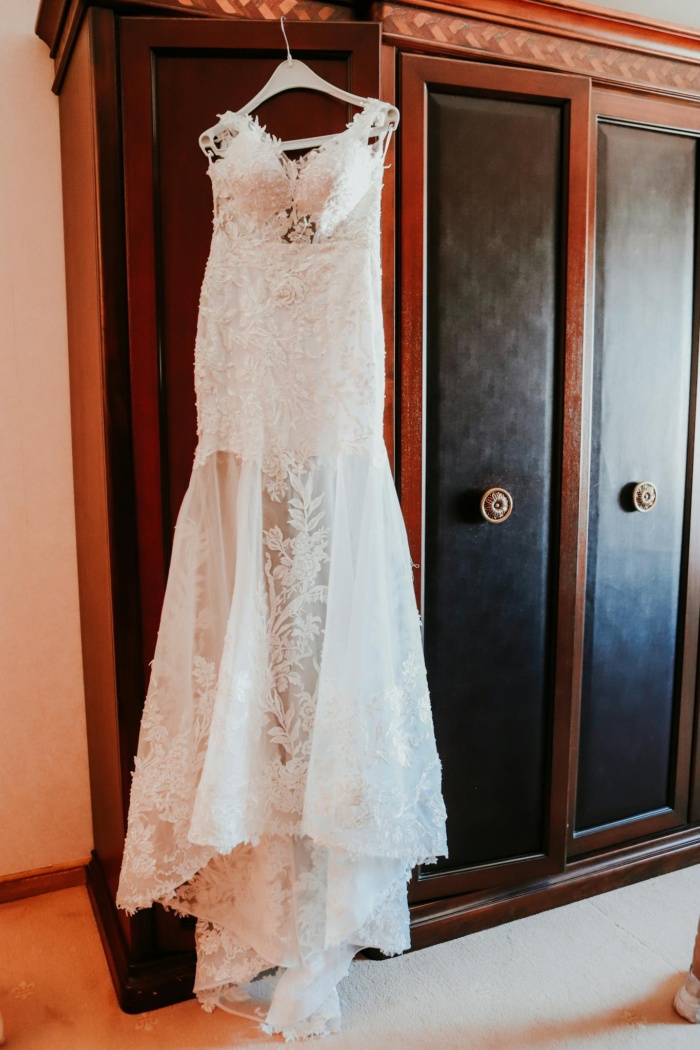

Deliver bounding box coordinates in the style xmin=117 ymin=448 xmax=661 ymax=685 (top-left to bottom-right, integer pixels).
xmin=584 ymin=0 xmax=700 ymax=29
xmin=0 ymin=1 xmax=92 ymax=877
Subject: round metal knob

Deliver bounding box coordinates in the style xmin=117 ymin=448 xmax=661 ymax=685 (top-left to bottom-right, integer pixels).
xmin=632 ymin=482 xmax=657 ymax=513
xmin=480 ymin=487 xmax=513 ymax=523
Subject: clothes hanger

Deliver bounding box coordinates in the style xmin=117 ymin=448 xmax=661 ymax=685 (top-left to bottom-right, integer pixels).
xmin=199 ymin=17 xmax=399 ymax=159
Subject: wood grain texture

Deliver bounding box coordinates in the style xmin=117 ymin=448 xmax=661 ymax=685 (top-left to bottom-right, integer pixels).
xmin=58 ymin=7 xmax=153 ymax=962
xmin=0 ymin=861 xmax=88 ymax=905
xmin=36 ymin=0 xmax=700 ymax=54
xmin=399 ymin=53 xmax=590 ymax=901
xmin=57 ymin=12 xmax=126 ymax=908
xmin=86 ymin=853 xmax=197 ymax=1013
xmin=410 ymin=824 xmax=700 ymax=950
xmin=569 ymin=88 xmax=700 ymax=851
xmin=140 ymin=0 xmax=352 ymax=18
xmin=36 ymin=0 xmax=700 ymax=101
xmin=380 ymin=3 xmax=700 ymax=99
xmin=381 ymin=0 xmax=700 ymax=55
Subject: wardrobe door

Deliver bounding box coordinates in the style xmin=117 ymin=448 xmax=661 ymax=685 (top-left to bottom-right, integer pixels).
xmin=572 ymin=93 xmax=700 ymax=854
xmin=400 ymin=55 xmax=590 ymax=900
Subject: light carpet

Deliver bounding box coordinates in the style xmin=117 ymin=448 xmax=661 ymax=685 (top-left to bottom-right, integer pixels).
xmin=1 ymin=865 xmax=700 ymax=1049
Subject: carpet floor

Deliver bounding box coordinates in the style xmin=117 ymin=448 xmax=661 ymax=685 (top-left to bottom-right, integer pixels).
xmin=1 ymin=865 xmax=700 ymax=1049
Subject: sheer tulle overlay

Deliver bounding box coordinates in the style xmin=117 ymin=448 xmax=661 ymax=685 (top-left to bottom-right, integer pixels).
xmin=117 ymin=98 xmax=447 ymax=1039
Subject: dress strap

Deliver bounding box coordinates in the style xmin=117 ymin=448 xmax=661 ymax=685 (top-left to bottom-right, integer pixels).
xmin=199 ymin=111 xmax=246 ymax=161
xmin=351 ymin=98 xmax=399 ymax=159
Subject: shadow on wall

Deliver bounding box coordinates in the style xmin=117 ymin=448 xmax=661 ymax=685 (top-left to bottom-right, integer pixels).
xmin=584 ymin=0 xmax=700 ymax=31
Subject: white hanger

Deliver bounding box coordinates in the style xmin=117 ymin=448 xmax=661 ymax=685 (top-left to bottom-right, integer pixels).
xmin=199 ymin=17 xmax=399 ymax=159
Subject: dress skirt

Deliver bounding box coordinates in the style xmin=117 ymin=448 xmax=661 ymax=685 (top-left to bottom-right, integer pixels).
xmin=117 ymin=447 xmax=447 ymax=1036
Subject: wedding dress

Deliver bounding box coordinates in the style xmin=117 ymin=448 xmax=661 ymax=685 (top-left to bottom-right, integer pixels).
xmin=116 ymin=97 xmax=448 ymax=1040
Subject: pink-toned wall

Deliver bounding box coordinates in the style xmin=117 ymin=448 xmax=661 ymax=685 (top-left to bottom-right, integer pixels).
xmin=0 ymin=2 xmax=93 ymax=878
xmin=584 ymin=0 xmax=700 ymax=30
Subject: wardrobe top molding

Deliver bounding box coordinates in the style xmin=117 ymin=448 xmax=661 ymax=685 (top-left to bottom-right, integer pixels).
xmin=35 ymin=0 xmax=700 ymax=100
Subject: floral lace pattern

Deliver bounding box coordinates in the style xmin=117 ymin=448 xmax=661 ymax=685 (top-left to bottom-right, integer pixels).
xmin=208 ymin=100 xmax=390 ymax=245
xmin=193 ymin=100 xmax=390 ymax=472
xmin=117 ymin=98 xmax=448 ymax=1039
xmin=119 ymin=655 xmax=217 ymax=890
xmin=303 ymin=652 xmax=448 ymax=865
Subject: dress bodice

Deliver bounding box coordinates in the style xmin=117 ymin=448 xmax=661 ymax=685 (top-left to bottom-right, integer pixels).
xmin=207 ymin=98 xmax=393 ymax=245
xmin=193 ymin=98 xmax=395 ymax=471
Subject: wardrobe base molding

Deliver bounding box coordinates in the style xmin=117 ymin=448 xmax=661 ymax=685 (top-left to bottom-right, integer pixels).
xmin=0 ymin=860 xmax=88 ymax=905
xmin=409 ymin=828 xmax=700 ymax=951
xmin=86 ymin=853 xmax=196 ymax=1014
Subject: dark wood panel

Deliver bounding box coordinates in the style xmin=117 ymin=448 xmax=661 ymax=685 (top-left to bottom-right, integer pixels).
xmin=381 ymin=40 xmax=398 ymax=471
xmin=58 ymin=8 xmax=150 ymax=957
xmin=424 ymin=92 xmax=561 ymax=869
xmin=567 ymin=87 xmax=700 ymax=855
xmin=575 ymin=121 xmax=697 ymax=840
xmin=0 ymin=861 xmax=88 ymax=905
xmin=400 ymin=54 xmax=591 ymax=900
xmin=87 ymin=853 xmax=196 ymax=1012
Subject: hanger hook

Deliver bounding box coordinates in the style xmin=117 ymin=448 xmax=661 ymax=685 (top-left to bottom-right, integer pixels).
xmin=280 ymin=16 xmax=293 ymax=67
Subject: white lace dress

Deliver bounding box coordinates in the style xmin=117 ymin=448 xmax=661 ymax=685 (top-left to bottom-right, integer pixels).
xmin=116 ymin=97 xmax=448 ymax=1040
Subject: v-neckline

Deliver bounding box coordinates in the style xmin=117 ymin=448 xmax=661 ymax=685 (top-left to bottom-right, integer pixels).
xmin=219 ymin=98 xmax=385 ymax=177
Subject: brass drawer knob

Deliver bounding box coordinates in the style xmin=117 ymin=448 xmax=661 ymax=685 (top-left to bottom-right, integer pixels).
xmin=480 ymin=487 xmax=513 ymax=523
xmin=633 ymin=482 xmax=657 ymax=513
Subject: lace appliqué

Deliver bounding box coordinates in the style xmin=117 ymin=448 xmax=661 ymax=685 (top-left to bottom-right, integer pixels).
xmin=304 ymin=652 xmax=449 ymax=865
xmin=261 ymin=465 xmax=330 ymax=818
xmin=169 ymin=833 xmax=411 ymax=1031
xmin=208 ymin=98 xmax=389 ymax=247
xmin=187 ymin=459 xmax=331 ymax=850
xmin=118 ymin=93 xmax=447 ymax=1040
xmin=121 ymin=657 xmax=216 ymax=879
xmin=193 ymin=100 xmax=390 ymax=471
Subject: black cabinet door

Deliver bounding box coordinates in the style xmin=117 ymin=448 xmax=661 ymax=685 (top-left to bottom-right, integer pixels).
xmin=572 ymin=93 xmax=700 ymax=854
xmin=400 ymin=55 xmax=590 ymax=899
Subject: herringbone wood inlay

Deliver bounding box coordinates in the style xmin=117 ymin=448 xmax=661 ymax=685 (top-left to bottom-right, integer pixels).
xmin=142 ymin=0 xmax=350 ymax=20
xmin=377 ymin=3 xmax=700 ymax=96
xmin=129 ymin=0 xmax=700 ymax=97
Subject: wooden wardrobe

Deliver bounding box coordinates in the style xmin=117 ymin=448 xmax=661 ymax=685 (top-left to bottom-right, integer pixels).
xmin=36 ymin=0 xmax=700 ymax=1012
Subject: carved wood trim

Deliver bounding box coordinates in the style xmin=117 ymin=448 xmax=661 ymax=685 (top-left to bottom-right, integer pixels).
xmin=38 ymin=0 xmax=700 ymax=100
xmin=48 ymin=0 xmax=354 ymax=93
xmin=379 ymin=3 xmax=700 ymax=99
xmin=0 ymin=860 xmax=88 ymax=905
xmin=37 ymin=0 xmax=354 ymax=56
xmin=382 ymin=0 xmax=700 ymax=58
xmin=125 ymin=0 xmax=352 ymax=20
